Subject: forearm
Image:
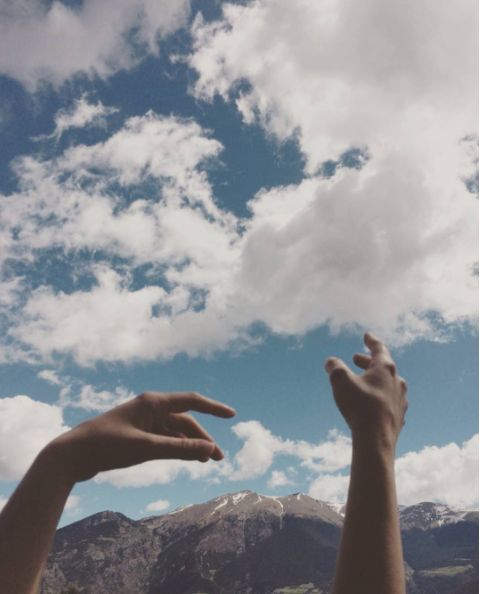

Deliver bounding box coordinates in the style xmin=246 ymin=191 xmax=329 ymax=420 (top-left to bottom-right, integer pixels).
xmin=332 ymin=439 xmax=405 ymax=594
xmin=0 ymin=443 xmax=75 ymax=594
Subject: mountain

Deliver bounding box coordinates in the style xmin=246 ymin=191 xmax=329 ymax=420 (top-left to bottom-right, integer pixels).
xmin=40 ymin=491 xmax=478 ymax=594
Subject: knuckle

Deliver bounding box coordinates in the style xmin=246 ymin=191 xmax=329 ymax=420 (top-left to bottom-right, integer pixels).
xmin=330 ymin=367 xmax=348 ymax=382
xmin=136 ymin=392 xmax=159 ymax=410
xmin=385 ymin=361 xmax=397 ymax=376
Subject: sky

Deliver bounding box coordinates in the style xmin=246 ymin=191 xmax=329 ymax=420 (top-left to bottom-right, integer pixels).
xmin=0 ymin=0 xmax=478 ymax=526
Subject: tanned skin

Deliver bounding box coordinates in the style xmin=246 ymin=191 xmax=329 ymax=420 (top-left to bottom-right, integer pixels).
xmin=326 ymin=332 xmax=408 ymax=594
xmin=0 ymin=391 xmax=236 ymax=594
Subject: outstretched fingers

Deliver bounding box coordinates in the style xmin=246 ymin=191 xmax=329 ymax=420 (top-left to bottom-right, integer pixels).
xmin=352 ymin=352 xmax=371 ymax=370
xmin=166 ymin=392 xmax=236 ymax=418
xmin=364 ymin=332 xmax=396 ymax=375
xmin=324 ymin=357 xmax=355 ymax=390
xmin=149 ymin=435 xmax=217 ymax=462
xmin=167 ymin=413 xmax=225 ymax=461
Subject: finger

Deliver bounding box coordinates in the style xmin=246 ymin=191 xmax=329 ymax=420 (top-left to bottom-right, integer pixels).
xmin=149 ymin=435 xmax=217 ymax=462
xmin=364 ymin=332 xmax=396 ymax=373
xmin=165 ymin=392 xmax=236 ymax=418
xmin=399 ymin=377 xmax=408 ymax=395
xmin=167 ymin=413 xmax=224 ymax=460
xmin=352 ymin=352 xmax=371 ymax=370
xmin=324 ymin=357 xmax=355 ymax=390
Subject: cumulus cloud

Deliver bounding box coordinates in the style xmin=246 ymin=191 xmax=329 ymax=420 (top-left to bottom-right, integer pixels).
xmin=0 ymin=0 xmax=190 ymax=88
xmin=308 ymin=434 xmax=479 ymax=507
xmin=99 ymin=420 xmax=351 ymax=487
xmin=189 ymin=0 xmax=476 ymax=171
xmin=396 ymin=434 xmax=479 ymax=508
xmin=308 ymin=473 xmax=350 ymax=504
xmin=97 ymin=457 xmax=222 ymax=488
xmin=2 ymin=0 xmax=479 ymax=367
xmin=0 ymin=391 xmax=474 ymax=508
xmin=145 ymin=499 xmax=171 ymax=513
xmin=267 ymin=470 xmax=293 ymax=489
xmin=0 ymin=396 xmax=69 ymax=481
xmin=187 ymin=0 xmax=478 ymax=343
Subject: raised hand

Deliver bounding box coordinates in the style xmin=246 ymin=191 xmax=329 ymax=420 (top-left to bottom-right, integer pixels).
xmin=325 ymin=332 xmax=408 ymax=452
xmin=48 ymin=391 xmax=236 ymax=482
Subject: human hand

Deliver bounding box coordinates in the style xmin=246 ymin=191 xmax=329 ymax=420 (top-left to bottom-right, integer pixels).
xmin=325 ymin=333 xmax=408 ymax=453
xmin=46 ymin=392 xmax=236 ymax=483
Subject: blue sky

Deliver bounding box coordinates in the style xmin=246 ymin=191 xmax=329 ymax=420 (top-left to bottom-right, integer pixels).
xmin=0 ymin=0 xmax=477 ymax=525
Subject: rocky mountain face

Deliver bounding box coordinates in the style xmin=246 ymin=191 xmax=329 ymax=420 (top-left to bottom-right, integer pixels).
xmin=40 ymin=491 xmax=478 ymax=594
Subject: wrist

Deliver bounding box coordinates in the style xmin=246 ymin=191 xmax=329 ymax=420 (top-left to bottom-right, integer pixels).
xmin=351 ymin=430 xmax=396 ymax=465
xmin=36 ymin=438 xmax=78 ymax=489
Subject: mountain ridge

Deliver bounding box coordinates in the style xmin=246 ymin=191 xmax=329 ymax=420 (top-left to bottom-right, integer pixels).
xmin=41 ymin=490 xmax=479 ymax=594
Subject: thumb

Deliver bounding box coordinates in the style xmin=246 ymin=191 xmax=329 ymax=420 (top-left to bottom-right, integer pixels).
xmin=150 ymin=436 xmax=216 ymax=462
xmin=324 ymin=357 xmax=354 ymax=391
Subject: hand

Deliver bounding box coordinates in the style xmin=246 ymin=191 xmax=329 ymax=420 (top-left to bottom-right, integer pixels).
xmin=45 ymin=391 xmax=236 ymax=483
xmin=325 ymin=333 xmax=408 ymax=453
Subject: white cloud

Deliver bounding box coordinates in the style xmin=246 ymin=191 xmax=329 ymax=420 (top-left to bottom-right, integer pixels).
xmin=396 ymin=434 xmax=479 ymax=508
xmin=145 ymin=498 xmax=171 ymax=513
xmin=187 ymin=0 xmax=478 ymax=344
xmin=0 ymin=396 xmax=69 ymax=481
xmin=38 ymin=369 xmax=62 ymax=385
xmin=64 ymin=494 xmax=80 ymax=512
xmin=0 ymin=0 xmax=191 ymax=88
xmin=43 ymin=95 xmax=118 ymax=140
xmin=1 ymin=79 xmax=477 ymax=366
xmin=308 ymin=434 xmax=480 ymax=507
xmin=0 ymin=391 xmax=473 ymax=509
xmin=229 ymin=421 xmax=288 ymax=480
xmin=97 ymin=457 xmax=223 ymax=488
xmin=308 ymin=473 xmax=350 ymax=504
xmin=62 ymin=384 xmax=134 ymax=412
xmin=267 ymin=470 xmax=293 ymax=489
xmin=190 ymin=0 xmax=476 ymax=171
xmin=40 ymin=368 xmax=135 ymax=411
xmin=0 ymin=496 xmax=7 ymax=511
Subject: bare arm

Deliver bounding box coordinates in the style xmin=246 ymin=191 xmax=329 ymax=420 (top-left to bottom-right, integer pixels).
xmin=0 ymin=391 xmax=235 ymax=594
xmin=326 ymin=333 xmax=408 ymax=594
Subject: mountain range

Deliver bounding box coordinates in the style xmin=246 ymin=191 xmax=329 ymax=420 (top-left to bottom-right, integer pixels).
xmin=40 ymin=491 xmax=478 ymax=594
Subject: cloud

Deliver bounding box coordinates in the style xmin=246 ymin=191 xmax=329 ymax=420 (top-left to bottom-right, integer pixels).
xmin=145 ymin=499 xmax=170 ymax=513
xmin=64 ymin=494 xmax=80 ymax=512
xmin=189 ymin=0 xmax=476 ymax=171
xmin=38 ymin=369 xmax=62 ymax=385
xmin=0 ymin=391 xmax=474 ymax=509
xmin=38 ymin=367 xmax=135 ymax=411
xmin=396 ymin=434 xmax=479 ymax=508
xmin=187 ymin=0 xmax=478 ymax=344
xmin=0 ymin=496 xmax=7 ymax=511
xmin=1 ymin=86 xmax=477 ymax=365
xmin=308 ymin=473 xmax=350 ymax=504
xmin=0 ymin=395 xmax=69 ymax=481
xmin=97 ymin=457 xmax=223 ymax=488
xmin=98 ymin=420 xmax=351 ymax=487
xmin=267 ymin=470 xmax=293 ymax=489
xmin=308 ymin=434 xmax=480 ymax=507
xmin=0 ymin=0 xmax=191 ymax=88
xmin=37 ymin=95 xmax=119 ymax=141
